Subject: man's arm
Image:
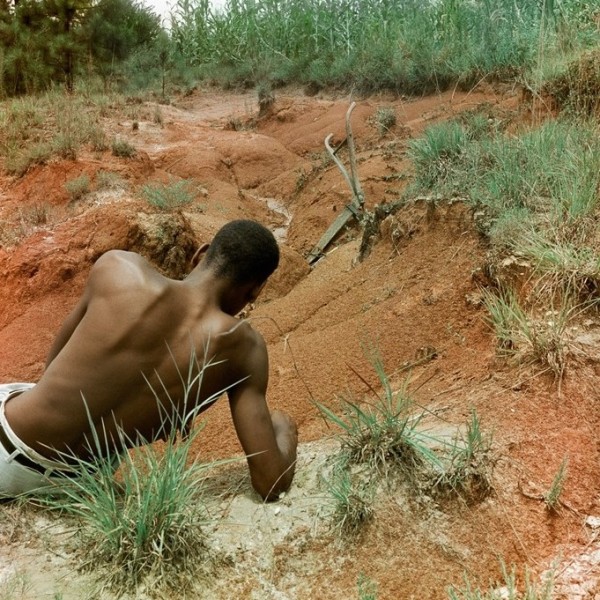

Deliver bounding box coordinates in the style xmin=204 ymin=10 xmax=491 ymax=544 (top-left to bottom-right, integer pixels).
xmin=228 ymin=332 xmax=297 ymax=502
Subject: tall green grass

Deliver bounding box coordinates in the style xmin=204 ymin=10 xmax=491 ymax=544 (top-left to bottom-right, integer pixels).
xmin=408 ymin=117 xmax=600 ymax=291
xmin=171 ymin=0 xmax=599 ymax=93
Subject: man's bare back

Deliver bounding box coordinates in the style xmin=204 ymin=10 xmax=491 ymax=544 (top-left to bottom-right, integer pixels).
xmin=1 ymin=220 xmax=297 ymax=501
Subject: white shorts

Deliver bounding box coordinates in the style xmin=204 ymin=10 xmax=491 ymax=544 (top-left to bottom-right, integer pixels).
xmin=0 ymin=383 xmax=79 ymax=499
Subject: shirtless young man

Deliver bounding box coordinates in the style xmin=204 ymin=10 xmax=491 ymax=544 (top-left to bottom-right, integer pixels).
xmin=0 ymin=219 xmax=297 ymax=501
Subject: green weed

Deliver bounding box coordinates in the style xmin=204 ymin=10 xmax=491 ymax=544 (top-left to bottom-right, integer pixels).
xmin=433 ymin=410 xmax=493 ymax=503
xmin=326 ymin=461 xmax=375 ymax=537
xmin=33 ymin=354 xmax=226 ymax=595
xmin=357 ymin=572 xmax=378 ymax=600
xmin=316 ymin=367 xmax=437 ymax=479
xmin=111 ymin=138 xmax=137 ymax=158
xmin=65 ymin=174 xmax=91 ymax=202
xmin=544 ymin=456 xmax=568 ymax=511
xmin=96 ymin=170 xmax=126 ymax=190
xmin=142 ymin=179 xmax=197 ymax=210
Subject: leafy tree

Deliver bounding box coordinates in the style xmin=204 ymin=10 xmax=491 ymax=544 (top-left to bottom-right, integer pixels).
xmin=84 ymin=0 xmax=162 ymax=88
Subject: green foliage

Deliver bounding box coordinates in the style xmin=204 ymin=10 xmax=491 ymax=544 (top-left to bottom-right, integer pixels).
xmin=316 ymin=360 xmax=438 ymax=479
xmin=33 ymin=355 xmax=223 ymax=595
xmin=111 ymin=137 xmax=136 ymax=158
xmin=433 ymin=410 xmax=493 ymax=502
xmin=481 ymin=286 xmax=588 ymax=379
xmin=142 ymin=179 xmax=197 ymax=210
xmin=170 ymin=0 xmax=599 ymax=94
xmin=65 ymin=174 xmax=91 ymax=201
xmin=96 ymin=170 xmax=125 ymax=190
xmin=544 ymin=456 xmax=568 ymax=511
xmin=318 ymin=349 xmax=493 ymax=534
xmin=326 ymin=462 xmax=375 ymax=536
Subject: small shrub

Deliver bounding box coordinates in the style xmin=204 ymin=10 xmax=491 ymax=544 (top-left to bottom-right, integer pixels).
xmin=316 ymin=352 xmax=442 ymax=479
xmin=52 ymin=133 xmax=78 ymax=160
xmin=35 ymin=358 xmax=219 ymax=596
xmin=257 ymin=82 xmax=275 ymax=118
xmin=111 ymin=138 xmax=137 ymax=158
xmin=65 ymin=175 xmax=91 ymax=202
xmin=90 ymin=127 xmax=109 ymax=152
xmin=19 ymin=203 xmax=49 ymax=227
xmin=375 ymin=107 xmax=396 ymax=136
xmin=96 ymin=170 xmax=126 ymax=190
xmin=142 ymin=179 xmax=196 ymax=210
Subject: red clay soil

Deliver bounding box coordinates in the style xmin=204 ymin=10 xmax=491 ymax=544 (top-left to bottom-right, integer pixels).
xmin=1 ymin=87 xmax=599 ymax=598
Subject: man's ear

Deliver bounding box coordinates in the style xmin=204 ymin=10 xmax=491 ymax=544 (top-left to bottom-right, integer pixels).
xmin=191 ymin=243 xmax=209 ymax=268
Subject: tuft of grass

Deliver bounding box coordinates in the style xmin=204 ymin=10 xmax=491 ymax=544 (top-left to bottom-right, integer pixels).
xmin=64 ymin=174 xmax=91 ymax=202
xmin=96 ymin=170 xmax=126 ymax=190
xmin=34 ymin=354 xmax=227 ymax=596
xmin=316 ymin=366 xmax=436 ymax=479
xmin=142 ymin=179 xmax=197 ymax=210
xmin=433 ymin=410 xmax=493 ymax=503
xmin=482 ymin=285 xmax=588 ymax=380
xmin=448 ymin=562 xmax=554 ymax=600
xmin=111 ymin=138 xmax=137 ymax=158
xmin=544 ymin=456 xmax=568 ymax=512
xmin=326 ymin=461 xmax=375 ymax=537
xmin=375 ymin=107 xmax=396 ymax=136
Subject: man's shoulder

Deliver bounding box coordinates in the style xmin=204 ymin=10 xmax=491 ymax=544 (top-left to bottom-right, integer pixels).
xmin=89 ymin=251 xmax=157 ymax=289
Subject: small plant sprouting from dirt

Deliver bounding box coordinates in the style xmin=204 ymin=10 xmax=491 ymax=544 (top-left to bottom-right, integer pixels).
xmin=544 ymin=456 xmax=568 ymax=512
xmin=432 ymin=409 xmax=494 ymax=504
xmin=257 ymin=81 xmax=275 ymax=118
xmin=96 ymin=170 xmax=126 ymax=191
xmin=111 ymin=137 xmax=137 ymax=158
xmin=142 ymin=178 xmax=198 ymax=210
xmin=375 ymin=106 xmax=396 ymax=136
xmin=64 ymin=174 xmax=91 ymax=202
xmin=326 ymin=461 xmax=375 ymax=536
xmin=481 ymin=285 xmax=593 ymax=382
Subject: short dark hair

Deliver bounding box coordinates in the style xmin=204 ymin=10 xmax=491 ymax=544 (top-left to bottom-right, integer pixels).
xmin=205 ymin=220 xmax=279 ymax=284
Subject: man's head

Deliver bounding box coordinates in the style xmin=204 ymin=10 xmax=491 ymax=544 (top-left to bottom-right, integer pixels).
xmin=204 ymin=220 xmax=280 ymax=286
